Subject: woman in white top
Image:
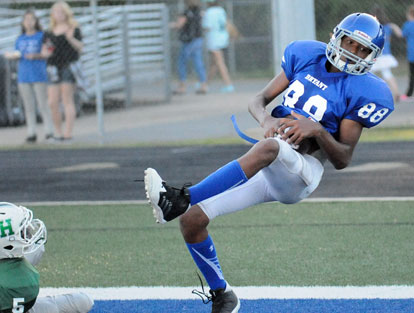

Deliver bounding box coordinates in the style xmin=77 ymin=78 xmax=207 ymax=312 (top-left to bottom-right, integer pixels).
xmin=203 ymin=0 xmax=234 ymax=92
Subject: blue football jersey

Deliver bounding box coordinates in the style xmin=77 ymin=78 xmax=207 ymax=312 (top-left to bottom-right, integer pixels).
xmin=271 ymin=40 xmax=394 ymax=139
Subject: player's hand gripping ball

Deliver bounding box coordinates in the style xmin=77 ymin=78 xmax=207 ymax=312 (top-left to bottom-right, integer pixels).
xmin=275 ymin=126 xmax=313 ymax=154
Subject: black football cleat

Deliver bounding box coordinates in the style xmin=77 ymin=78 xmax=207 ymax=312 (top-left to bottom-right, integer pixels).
xmin=144 ymin=168 xmax=191 ymax=224
xmin=210 ymin=288 xmax=240 ymax=313
xmin=192 ymin=273 xmax=240 ymax=313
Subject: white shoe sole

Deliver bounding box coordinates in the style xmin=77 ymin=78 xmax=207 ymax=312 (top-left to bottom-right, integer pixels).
xmin=144 ymin=168 xmax=167 ymax=224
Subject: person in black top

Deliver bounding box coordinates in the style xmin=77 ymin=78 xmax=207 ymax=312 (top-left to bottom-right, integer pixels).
xmin=42 ymin=1 xmax=83 ymax=141
xmin=170 ymin=0 xmax=208 ymax=94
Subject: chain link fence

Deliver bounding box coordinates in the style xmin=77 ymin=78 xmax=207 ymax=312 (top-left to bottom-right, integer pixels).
xmin=0 ymin=0 xmax=410 ymax=129
xmin=0 ymin=0 xmax=172 ymax=127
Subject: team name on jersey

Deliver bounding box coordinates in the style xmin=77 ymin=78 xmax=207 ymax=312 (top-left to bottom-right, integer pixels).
xmin=304 ymin=74 xmax=328 ymax=90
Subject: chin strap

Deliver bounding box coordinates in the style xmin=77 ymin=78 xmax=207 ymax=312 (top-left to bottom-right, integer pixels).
xmin=231 ymin=115 xmax=258 ymax=144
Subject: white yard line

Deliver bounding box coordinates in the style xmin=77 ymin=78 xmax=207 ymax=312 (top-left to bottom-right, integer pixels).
xmin=39 ymin=286 xmax=414 ymax=300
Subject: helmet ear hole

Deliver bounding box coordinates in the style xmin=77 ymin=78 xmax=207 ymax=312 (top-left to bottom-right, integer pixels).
xmin=4 ymin=245 xmax=13 ymax=250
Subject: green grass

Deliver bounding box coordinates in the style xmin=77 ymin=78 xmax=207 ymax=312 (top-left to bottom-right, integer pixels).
xmin=360 ymin=127 xmax=414 ymax=142
xmin=33 ymin=201 xmax=414 ymax=287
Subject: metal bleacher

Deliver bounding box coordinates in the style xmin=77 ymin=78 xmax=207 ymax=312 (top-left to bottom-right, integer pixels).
xmin=0 ymin=3 xmax=171 ymax=125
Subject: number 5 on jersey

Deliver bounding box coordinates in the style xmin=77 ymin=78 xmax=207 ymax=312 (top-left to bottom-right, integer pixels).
xmin=12 ymin=298 xmax=24 ymax=313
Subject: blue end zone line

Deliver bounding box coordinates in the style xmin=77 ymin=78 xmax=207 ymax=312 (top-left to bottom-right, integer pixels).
xmin=91 ymin=299 xmax=414 ymax=313
xmin=39 ymin=287 xmax=414 ymax=313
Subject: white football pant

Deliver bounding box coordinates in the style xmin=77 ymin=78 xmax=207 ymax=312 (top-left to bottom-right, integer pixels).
xmin=199 ymin=137 xmax=324 ymax=220
xmin=28 ymin=292 xmax=94 ymax=313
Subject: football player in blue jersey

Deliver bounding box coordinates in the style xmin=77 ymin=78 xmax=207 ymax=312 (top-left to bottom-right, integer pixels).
xmin=144 ymin=13 xmax=394 ymax=313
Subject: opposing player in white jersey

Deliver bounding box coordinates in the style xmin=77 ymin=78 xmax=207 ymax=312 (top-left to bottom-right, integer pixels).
xmin=0 ymin=202 xmax=94 ymax=313
xmin=145 ymin=13 xmax=394 ymax=313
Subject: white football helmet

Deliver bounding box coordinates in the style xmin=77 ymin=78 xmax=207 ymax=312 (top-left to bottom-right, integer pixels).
xmin=0 ymin=202 xmax=47 ymax=259
xmin=326 ymin=13 xmax=385 ymax=75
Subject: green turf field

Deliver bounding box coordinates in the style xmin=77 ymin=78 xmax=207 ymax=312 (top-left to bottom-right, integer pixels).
xmin=33 ymin=201 xmax=414 ymax=288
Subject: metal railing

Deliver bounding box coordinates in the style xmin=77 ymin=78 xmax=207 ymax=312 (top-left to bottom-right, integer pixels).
xmin=0 ymin=2 xmax=171 ymax=113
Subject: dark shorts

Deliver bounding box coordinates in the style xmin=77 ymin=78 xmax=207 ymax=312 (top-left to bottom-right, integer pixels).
xmin=47 ymin=65 xmax=76 ymax=84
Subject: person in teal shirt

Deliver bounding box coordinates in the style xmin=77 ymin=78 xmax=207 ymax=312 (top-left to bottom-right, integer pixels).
xmin=203 ymin=0 xmax=234 ymax=93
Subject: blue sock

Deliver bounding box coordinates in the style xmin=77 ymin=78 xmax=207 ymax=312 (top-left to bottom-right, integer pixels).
xmin=189 ymin=160 xmax=248 ymax=205
xmin=186 ymin=235 xmax=226 ymax=291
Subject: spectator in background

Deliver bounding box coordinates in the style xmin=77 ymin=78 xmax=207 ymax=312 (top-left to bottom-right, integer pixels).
xmin=401 ymin=5 xmax=414 ymax=101
xmin=42 ymin=1 xmax=83 ymax=141
xmin=4 ymin=10 xmax=54 ymax=143
xmin=203 ymin=0 xmax=234 ymax=93
xmin=371 ymin=6 xmax=402 ymax=103
xmin=171 ymin=0 xmax=208 ymax=95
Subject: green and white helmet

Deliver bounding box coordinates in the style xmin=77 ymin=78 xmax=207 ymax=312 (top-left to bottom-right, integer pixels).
xmin=0 ymin=202 xmax=47 ymax=259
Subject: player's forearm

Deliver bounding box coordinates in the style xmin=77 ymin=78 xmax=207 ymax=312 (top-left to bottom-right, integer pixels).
xmin=249 ymin=71 xmax=290 ymax=127
xmin=248 ymin=93 xmax=272 ymax=127
xmin=314 ymin=128 xmax=353 ymax=169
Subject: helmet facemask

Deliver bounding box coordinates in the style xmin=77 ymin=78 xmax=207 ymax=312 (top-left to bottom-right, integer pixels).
xmin=326 ymin=30 xmax=381 ymax=75
xmin=22 ymin=214 xmax=47 ymax=256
